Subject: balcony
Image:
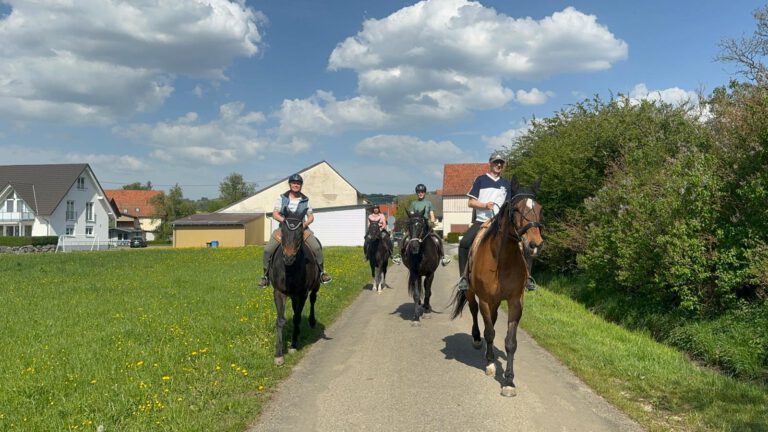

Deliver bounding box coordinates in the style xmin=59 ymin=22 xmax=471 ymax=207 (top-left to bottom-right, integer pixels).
xmin=0 ymin=211 xmax=35 ymax=222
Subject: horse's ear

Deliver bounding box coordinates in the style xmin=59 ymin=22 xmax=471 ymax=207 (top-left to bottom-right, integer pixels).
xmin=298 ymin=208 xmax=308 ymax=220
xmin=531 ymin=177 xmax=541 ymax=194
xmin=421 ymin=208 xmax=427 ymax=217
xmin=510 ymin=175 xmax=519 ymax=192
xmin=281 ymin=206 xmax=289 ymax=217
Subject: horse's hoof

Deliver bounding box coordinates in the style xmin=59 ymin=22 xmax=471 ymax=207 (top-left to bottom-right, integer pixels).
xmin=485 ymin=364 xmax=496 ymax=376
xmin=274 ymin=356 xmax=284 ymax=366
xmin=501 ymin=386 xmax=517 ymax=397
xmin=288 ymin=348 xmax=297 ymax=354
xmin=422 ymin=313 xmax=431 ymax=319
xmin=411 ymin=321 xmax=421 ymax=327
xmin=472 ymin=340 xmax=482 ymax=349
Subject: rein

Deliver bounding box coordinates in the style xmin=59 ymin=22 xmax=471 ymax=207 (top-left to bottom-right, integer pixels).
xmin=507 ymin=193 xmax=543 ymax=239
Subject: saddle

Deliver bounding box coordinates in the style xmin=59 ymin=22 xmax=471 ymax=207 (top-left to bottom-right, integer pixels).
xmin=464 ymin=219 xmax=495 ymax=279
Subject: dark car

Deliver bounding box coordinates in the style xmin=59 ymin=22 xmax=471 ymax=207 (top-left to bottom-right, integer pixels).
xmin=130 ymin=238 xmax=147 ymax=248
xmin=392 ymin=231 xmax=404 ymax=245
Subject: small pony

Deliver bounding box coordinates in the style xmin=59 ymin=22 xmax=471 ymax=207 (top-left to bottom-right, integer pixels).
xmin=268 ymin=208 xmax=321 ymax=366
xmin=450 ymin=177 xmax=543 ymax=396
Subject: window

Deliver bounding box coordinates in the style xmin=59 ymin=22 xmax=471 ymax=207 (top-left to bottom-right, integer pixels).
xmin=77 ymin=177 xmax=85 ymax=190
xmin=5 ymin=199 xmax=13 ymax=213
xmin=66 ymin=200 xmax=76 ymax=220
xmin=24 ymin=226 xmax=32 ymax=236
xmin=85 ymin=226 xmax=93 ymax=236
xmin=65 ymin=226 xmax=75 ymax=236
xmin=85 ymin=202 xmax=94 ymax=222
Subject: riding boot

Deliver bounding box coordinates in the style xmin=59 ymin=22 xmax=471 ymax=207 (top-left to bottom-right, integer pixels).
xmin=257 ymin=268 xmax=269 ymax=289
xmin=457 ymin=245 xmax=469 ymax=291
xmin=319 ymin=265 xmax=332 ymax=284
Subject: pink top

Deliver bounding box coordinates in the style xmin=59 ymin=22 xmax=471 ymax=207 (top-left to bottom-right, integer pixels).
xmin=368 ymin=213 xmax=387 ymax=230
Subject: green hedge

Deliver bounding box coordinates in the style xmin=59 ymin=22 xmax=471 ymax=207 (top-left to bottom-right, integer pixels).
xmin=0 ymin=236 xmax=58 ymax=247
xmin=445 ymin=232 xmax=460 ymax=243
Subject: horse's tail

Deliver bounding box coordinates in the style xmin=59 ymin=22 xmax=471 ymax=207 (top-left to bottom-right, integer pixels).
xmin=449 ymin=287 xmax=468 ymax=320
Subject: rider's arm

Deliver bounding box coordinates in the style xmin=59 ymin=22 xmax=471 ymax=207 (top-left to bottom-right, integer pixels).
xmin=468 ymin=197 xmax=494 ymax=210
xmin=304 ymin=212 xmax=315 ymax=228
xmin=272 ymin=209 xmax=284 ymax=223
xmin=429 ymin=210 xmax=436 ymax=223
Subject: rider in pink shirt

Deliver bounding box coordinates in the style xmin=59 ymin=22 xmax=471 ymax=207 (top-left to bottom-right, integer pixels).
xmin=364 ymin=205 xmax=391 ymax=258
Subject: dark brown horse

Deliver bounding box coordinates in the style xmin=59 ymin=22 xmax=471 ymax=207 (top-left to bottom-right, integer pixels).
xmin=365 ymin=222 xmax=391 ymax=292
xmin=402 ymin=208 xmax=440 ymax=324
xmin=269 ymin=208 xmax=321 ymax=366
xmin=450 ymin=177 xmax=543 ymax=396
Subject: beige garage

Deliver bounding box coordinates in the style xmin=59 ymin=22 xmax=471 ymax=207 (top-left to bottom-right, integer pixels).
xmin=172 ymin=213 xmax=264 ymax=248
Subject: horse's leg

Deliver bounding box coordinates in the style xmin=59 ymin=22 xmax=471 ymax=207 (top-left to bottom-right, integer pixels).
xmin=468 ymin=293 xmax=482 ymax=349
xmin=479 ymin=300 xmax=497 ymax=376
xmin=290 ymin=293 xmax=308 ymax=353
xmin=422 ymin=272 xmax=434 ymax=314
xmin=273 ymin=290 xmax=287 ymax=366
xmin=369 ymin=261 xmax=376 ymax=289
xmin=309 ymin=285 xmax=318 ymax=328
xmin=502 ymin=297 xmax=523 ymax=397
xmin=410 ymin=272 xmax=422 ymax=324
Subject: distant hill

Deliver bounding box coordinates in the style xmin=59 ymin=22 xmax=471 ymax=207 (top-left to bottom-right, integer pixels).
xmin=364 ymin=193 xmax=397 ymax=205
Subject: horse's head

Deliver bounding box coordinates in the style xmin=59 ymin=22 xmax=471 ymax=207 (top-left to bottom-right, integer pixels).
xmin=405 ymin=208 xmax=428 ymax=254
xmin=366 ymin=220 xmax=381 ymax=241
xmin=507 ymin=176 xmax=544 ymax=256
xmin=279 ymin=207 xmax=306 ymax=266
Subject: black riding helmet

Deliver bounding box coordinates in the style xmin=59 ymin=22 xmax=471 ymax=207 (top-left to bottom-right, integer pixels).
xmin=415 ymin=184 xmax=427 ymax=193
xmin=288 ymin=173 xmax=303 ymax=184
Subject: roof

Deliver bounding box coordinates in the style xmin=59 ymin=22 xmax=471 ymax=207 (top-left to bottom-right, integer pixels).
xmin=0 ymin=164 xmax=89 ymax=216
xmin=172 ymin=213 xmax=263 ymax=227
xmin=442 ymin=163 xmax=488 ymax=196
xmin=105 ymin=189 xmax=162 ymax=218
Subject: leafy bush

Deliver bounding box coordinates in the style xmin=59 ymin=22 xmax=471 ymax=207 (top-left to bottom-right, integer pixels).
xmin=445 ymin=232 xmax=460 ymax=243
xmin=0 ymin=236 xmax=58 ymax=247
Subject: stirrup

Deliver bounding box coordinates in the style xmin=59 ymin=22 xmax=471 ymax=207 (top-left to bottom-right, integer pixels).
xmin=392 ymin=255 xmax=402 ymax=265
xmin=257 ymin=276 xmax=269 ymax=289
xmin=320 ymin=272 xmax=332 ymax=284
xmin=526 ymin=276 xmax=537 ymax=291
xmin=441 ymin=256 xmax=452 ymax=266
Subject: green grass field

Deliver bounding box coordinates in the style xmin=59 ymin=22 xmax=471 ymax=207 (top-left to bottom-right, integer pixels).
xmin=0 ymin=247 xmax=370 ymax=431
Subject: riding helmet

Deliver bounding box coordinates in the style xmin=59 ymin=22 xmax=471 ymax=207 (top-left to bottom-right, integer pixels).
xmin=288 ymin=173 xmax=303 ymax=184
xmin=415 ymin=184 xmax=427 ymax=193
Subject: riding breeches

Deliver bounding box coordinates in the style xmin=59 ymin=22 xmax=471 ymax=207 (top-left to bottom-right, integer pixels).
xmin=263 ymin=229 xmax=324 ymax=270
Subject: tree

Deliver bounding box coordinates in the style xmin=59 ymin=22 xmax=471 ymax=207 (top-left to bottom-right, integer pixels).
xmin=717 ymin=5 xmax=768 ymax=85
xmin=150 ymin=184 xmax=196 ymax=241
xmin=122 ymin=181 xmax=153 ymax=190
xmin=218 ymin=172 xmax=256 ymax=207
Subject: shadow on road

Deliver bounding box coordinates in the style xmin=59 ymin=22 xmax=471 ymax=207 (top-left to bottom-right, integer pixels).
xmin=441 ymin=332 xmax=508 ymax=383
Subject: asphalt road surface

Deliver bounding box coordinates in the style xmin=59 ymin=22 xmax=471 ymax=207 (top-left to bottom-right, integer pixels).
xmin=249 ymin=244 xmax=643 ymax=432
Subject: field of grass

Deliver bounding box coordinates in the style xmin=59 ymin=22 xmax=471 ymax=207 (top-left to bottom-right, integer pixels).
xmin=0 ymin=246 xmax=370 ymax=431
xmin=521 ymin=277 xmax=768 ymax=432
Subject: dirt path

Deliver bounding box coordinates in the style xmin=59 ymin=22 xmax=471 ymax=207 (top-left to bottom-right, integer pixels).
xmin=248 ymin=245 xmax=643 ymax=432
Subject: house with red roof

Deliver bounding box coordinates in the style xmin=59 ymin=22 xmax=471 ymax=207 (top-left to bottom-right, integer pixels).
xmin=441 ymin=163 xmax=488 ymax=236
xmin=105 ymin=189 xmax=162 ymax=241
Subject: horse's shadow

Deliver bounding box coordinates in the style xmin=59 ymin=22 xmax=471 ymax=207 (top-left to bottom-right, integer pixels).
xmin=280 ymin=320 xmax=332 ymax=352
xmin=441 ymin=333 xmax=509 ymax=385
xmin=390 ymin=302 xmax=441 ymax=321
xmin=362 ymin=282 xmax=392 ymax=291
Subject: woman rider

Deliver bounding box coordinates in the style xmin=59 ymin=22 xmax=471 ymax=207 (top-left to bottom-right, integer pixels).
xmin=258 ymin=173 xmax=332 ymax=288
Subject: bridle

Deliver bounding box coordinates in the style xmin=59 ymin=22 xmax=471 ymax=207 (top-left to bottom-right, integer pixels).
xmin=506 ymin=193 xmax=543 ymax=240
xmin=406 ymin=213 xmax=428 ymax=250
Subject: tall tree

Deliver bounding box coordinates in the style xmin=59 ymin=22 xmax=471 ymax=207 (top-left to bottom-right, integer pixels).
xmin=218 ymin=172 xmax=256 ymax=206
xmin=150 ymin=184 xmax=196 ymax=241
xmin=717 ymin=5 xmax=768 ymax=85
xmin=122 ymin=181 xmax=153 ymax=190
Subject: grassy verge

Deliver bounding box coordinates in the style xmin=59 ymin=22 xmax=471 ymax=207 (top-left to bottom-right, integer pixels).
xmin=521 ymin=277 xmax=768 ymax=431
xmin=0 ymin=246 xmax=369 ymax=431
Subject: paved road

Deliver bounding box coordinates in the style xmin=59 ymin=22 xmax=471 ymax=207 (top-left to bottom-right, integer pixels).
xmin=248 ymin=245 xmax=643 ymax=432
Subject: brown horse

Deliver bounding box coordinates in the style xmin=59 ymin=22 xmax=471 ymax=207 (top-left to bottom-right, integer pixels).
xmin=450 ymin=176 xmax=543 ymax=397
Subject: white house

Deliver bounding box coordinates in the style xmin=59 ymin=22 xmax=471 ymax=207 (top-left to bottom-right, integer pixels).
xmin=441 ymin=163 xmax=488 ymax=236
xmin=0 ymin=164 xmax=117 ymax=248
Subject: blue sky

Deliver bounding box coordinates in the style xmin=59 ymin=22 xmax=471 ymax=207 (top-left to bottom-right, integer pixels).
xmin=0 ymin=0 xmax=763 ymax=198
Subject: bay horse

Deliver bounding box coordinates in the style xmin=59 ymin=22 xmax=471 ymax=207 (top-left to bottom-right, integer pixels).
xmin=450 ymin=176 xmax=543 ymax=396
xmin=365 ymin=222 xmax=391 ymax=292
xmin=402 ymin=208 xmax=440 ymax=324
xmin=269 ymin=207 xmax=321 ymax=366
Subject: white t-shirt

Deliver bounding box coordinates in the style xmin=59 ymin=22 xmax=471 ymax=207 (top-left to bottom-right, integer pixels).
xmin=273 ymin=195 xmax=313 ymax=214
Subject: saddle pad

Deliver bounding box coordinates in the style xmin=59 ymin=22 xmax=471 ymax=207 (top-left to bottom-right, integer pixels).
xmin=465 ymin=219 xmax=495 ymax=277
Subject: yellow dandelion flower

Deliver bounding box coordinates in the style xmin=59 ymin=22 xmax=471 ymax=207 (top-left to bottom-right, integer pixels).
xmin=162 ymin=376 xmax=171 ymax=381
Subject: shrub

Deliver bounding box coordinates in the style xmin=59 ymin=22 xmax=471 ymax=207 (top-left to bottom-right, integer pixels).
xmin=445 ymin=232 xmax=460 ymax=243
xmin=0 ymin=236 xmax=58 ymax=247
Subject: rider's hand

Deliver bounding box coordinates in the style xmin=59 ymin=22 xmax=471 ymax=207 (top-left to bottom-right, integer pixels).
xmin=485 ymin=202 xmax=495 ymax=210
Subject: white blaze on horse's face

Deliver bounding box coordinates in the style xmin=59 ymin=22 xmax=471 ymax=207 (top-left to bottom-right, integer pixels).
xmin=526 ymin=198 xmax=533 ymax=209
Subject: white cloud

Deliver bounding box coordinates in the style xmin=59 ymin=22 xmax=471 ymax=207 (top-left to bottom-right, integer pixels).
xmin=277 ymin=1 xmax=626 ymax=139
xmin=629 ymin=83 xmax=699 ymax=106
xmin=276 ymin=91 xmax=389 ymax=137
xmin=515 ymin=88 xmax=554 ymax=105
xmin=0 ymin=0 xmax=264 ymax=123
xmin=114 ymin=102 xmax=268 ymax=165
xmin=482 ymin=122 xmax=532 ymax=151
xmin=354 ymin=134 xmax=465 ymax=178
xmin=0 ymin=144 xmax=148 ymax=175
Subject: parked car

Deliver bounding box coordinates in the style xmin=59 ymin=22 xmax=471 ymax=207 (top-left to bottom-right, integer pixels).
xmin=130 ymin=238 xmax=147 ymax=248
xmin=392 ymin=231 xmax=404 ymax=246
